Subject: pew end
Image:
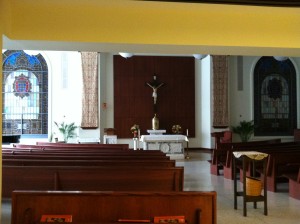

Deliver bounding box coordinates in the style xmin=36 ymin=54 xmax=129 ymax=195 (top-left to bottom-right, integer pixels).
xmin=283 ymin=164 xmax=300 ymax=200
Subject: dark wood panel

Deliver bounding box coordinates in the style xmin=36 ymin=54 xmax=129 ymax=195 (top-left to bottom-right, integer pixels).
xmin=114 ymin=56 xmax=195 ymax=138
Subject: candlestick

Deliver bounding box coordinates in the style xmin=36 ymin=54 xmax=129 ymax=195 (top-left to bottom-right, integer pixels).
xmin=137 ymin=129 xmax=140 ymax=150
xmin=133 ymin=138 xmax=137 ymax=150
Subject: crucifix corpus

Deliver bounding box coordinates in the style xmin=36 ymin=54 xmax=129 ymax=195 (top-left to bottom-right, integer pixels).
xmin=146 ymin=75 xmax=165 ymax=104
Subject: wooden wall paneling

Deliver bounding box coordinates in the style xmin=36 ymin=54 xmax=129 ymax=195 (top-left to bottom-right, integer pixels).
xmin=113 ymin=56 xmax=135 ymax=137
xmin=114 ymin=55 xmax=195 ymax=138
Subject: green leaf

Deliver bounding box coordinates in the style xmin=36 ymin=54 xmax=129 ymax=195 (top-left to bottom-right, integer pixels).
xmin=54 ymin=121 xmax=78 ymax=142
xmin=231 ymin=120 xmax=254 ymax=142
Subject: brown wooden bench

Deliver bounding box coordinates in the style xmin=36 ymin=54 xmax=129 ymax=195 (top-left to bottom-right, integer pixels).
xmin=262 ymin=151 xmax=300 ymax=192
xmin=2 ymin=148 xmax=174 ymax=169
xmin=222 ymin=141 xmax=299 ymax=180
xmin=2 ymin=153 xmax=171 ymax=161
xmin=3 ymin=143 xmax=183 ymax=199
xmin=2 ymin=147 xmax=169 ymax=159
xmin=228 ymin=144 xmax=300 ymax=193
xmin=283 ymin=163 xmax=300 ymax=200
xmin=2 ymin=147 xmax=165 ymax=155
xmin=2 ymin=158 xmax=176 ymax=167
xmin=3 ymin=166 xmax=184 ymax=198
xmin=11 ymin=191 xmax=217 ymax=224
xmin=210 ymin=139 xmax=281 ymax=176
xmin=14 ymin=142 xmax=130 ymax=150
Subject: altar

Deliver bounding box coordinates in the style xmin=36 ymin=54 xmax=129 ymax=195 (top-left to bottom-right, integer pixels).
xmin=140 ymin=134 xmax=188 ymax=159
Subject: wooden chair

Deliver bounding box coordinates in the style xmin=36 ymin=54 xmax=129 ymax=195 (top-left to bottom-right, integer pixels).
xmin=220 ymin=131 xmax=232 ymax=143
xmin=294 ymin=129 xmax=300 ymax=141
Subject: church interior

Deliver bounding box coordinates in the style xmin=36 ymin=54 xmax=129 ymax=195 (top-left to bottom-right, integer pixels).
xmin=1 ymin=0 xmax=300 ymax=223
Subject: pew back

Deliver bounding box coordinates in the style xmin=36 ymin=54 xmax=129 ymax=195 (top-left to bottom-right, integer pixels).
xmin=35 ymin=142 xmax=129 ymax=149
xmin=12 ymin=191 xmax=217 ymax=224
xmin=3 ymin=166 xmax=184 ymax=197
xmin=13 ymin=142 xmax=130 ymax=150
xmin=2 ymin=158 xmax=176 ymax=167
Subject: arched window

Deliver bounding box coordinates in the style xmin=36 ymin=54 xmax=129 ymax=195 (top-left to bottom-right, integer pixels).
xmin=254 ymin=56 xmax=296 ymax=136
xmin=2 ymin=50 xmax=48 ymax=136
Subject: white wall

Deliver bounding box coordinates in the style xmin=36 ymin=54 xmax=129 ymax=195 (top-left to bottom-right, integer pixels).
xmin=229 ymin=56 xmax=300 ymax=142
xmin=38 ymin=51 xmax=100 ymax=143
xmin=46 ymin=51 xmax=82 ymax=142
xmin=228 ymin=56 xmax=256 ymax=141
xmin=190 ymin=56 xmax=212 ymax=148
xmin=20 ymin=51 xmax=300 ymax=147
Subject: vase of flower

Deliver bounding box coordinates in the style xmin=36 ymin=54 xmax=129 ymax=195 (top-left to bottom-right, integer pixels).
xmin=130 ymin=124 xmax=139 ymax=138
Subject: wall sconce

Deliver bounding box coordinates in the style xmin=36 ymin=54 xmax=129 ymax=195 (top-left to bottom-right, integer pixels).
xmin=119 ymin=52 xmax=134 ymax=58
xmin=193 ymin=54 xmax=208 ymax=60
xmin=273 ymin=56 xmax=288 ymax=61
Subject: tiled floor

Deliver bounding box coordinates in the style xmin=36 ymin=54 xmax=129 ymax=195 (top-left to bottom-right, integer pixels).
xmin=178 ymin=151 xmax=300 ymax=224
xmin=2 ymin=150 xmax=300 ymax=223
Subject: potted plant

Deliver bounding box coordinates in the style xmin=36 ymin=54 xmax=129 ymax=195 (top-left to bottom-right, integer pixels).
xmin=54 ymin=121 xmax=78 ymax=143
xmin=231 ymin=120 xmax=255 ymax=142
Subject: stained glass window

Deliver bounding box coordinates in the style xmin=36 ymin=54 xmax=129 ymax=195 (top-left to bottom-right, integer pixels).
xmin=254 ymin=56 xmax=296 ymax=136
xmin=2 ymin=50 xmax=48 ymax=136
xmin=260 ymin=74 xmax=289 ymax=120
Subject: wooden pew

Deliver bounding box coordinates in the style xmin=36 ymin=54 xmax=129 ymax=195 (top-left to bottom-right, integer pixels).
xmin=283 ymin=163 xmax=300 ymax=200
xmin=14 ymin=142 xmax=130 ymax=150
xmin=12 ymin=191 xmax=217 ymax=224
xmin=2 ymin=148 xmax=173 ymax=167
xmin=11 ymin=144 xmax=44 ymax=149
xmin=36 ymin=141 xmax=129 ymax=149
xmin=3 ymin=143 xmax=184 ymax=199
xmin=224 ymin=142 xmax=300 ymax=179
xmin=2 ymin=147 xmax=169 ymax=159
xmin=2 ymin=147 xmax=165 ymax=155
xmin=263 ymin=151 xmax=300 ymax=192
xmin=2 ymin=153 xmax=171 ymax=161
xmin=222 ymin=141 xmax=297 ymax=180
xmin=2 ymin=158 xmax=176 ymax=167
xmin=210 ymin=138 xmax=281 ymax=176
xmin=3 ymin=166 xmax=184 ymax=198
xmin=227 ymin=143 xmax=300 ymax=193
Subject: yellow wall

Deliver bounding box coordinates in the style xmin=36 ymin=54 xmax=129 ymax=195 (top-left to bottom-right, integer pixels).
xmin=0 ymin=33 xmax=2 ymax=222
xmin=3 ymin=0 xmax=300 ymax=55
xmin=0 ymin=0 xmax=11 ymax=213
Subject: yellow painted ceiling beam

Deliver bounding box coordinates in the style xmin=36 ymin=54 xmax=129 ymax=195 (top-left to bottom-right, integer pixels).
xmin=2 ymin=0 xmax=300 ymax=55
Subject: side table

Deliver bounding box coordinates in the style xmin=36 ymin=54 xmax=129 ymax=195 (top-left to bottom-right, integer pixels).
xmin=233 ymin=151 xmax=268 ymax=216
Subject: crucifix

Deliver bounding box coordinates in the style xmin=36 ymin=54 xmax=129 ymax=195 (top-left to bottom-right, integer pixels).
xmin=146 ymin=75 xmax=165 ymax=105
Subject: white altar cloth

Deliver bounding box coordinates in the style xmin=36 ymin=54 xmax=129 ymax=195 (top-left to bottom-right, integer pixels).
xmin=147 ymin=130 xmax=166 ymax=135
xmin=141 ymin=134 xmax=188 ymax=142
xmin=140 ymin=135 xmax=188 ymax=159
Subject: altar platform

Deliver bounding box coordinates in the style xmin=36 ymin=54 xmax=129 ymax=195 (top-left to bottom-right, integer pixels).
xmin=140 ymin=134 xmax=188 ymax=159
